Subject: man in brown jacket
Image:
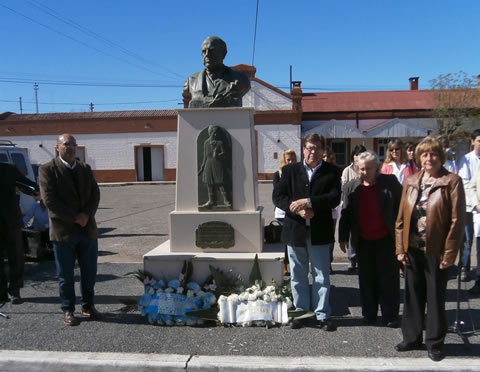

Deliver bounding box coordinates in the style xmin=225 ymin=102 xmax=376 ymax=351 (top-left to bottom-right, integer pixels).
xmin=39 ymin=134 xmax=101 ymax=326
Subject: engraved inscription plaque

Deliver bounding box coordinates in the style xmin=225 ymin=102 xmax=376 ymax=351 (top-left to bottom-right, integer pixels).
xmin=195 ymin=221 xmax=235 ymax=249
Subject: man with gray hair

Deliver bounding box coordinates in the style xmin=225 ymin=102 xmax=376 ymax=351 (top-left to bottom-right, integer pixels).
xmin=183 ymin=35 xmax=250 ymax=108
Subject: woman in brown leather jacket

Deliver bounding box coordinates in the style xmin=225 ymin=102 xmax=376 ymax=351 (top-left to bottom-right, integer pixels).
xmin=394 ymin=136 xmax=466 ymax=362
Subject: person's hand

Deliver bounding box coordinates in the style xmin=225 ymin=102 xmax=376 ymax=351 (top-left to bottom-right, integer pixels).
xmin=475 ymin=205 xmax=480 ymax=213
xmin=297 ymin=208 xmax=314 ymax=219
xmin=397 ymin=253 xmax=409 ymax=266
xmin=439 ymin=260 xmax=452 ymax=270
xmin=289 ymin=198 xmax=310 ymax=214
xmin=74 ymin=213 xmax=89 ymax=227
xmin=339 ymin=241 xmax=348 ymax=253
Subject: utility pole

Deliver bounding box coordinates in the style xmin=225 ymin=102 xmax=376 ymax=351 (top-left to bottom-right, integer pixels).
xmin=33 ymin=83 xmax=39 ymax=113
xmin=289 ymin=65 xmax=293 ymax=91
xmin=89 ymin=102 xmax=94 ymax=112
xmin=19 ymin=96 xmax=23 ymax=114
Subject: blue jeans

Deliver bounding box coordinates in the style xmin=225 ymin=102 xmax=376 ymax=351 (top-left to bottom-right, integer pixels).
xmin=287 ymin=231 xmax=331 ymax=320
xmin=53 ymin=231 xmax=98 ymax=312
xmin=461 ymin=212 xmax=473 ymax=270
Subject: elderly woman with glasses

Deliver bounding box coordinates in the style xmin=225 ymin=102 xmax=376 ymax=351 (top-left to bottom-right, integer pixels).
xmin=395 ymin=136 xmax=466 ymax=362
xmin=339 ymin=150 xmax=402 ymax=327
xmin=381 ymin=139 xmax=416 ymax=185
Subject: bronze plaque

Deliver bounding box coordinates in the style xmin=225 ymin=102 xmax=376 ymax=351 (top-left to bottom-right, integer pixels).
xmin=195 ymin=221 xmax=235 ymax=249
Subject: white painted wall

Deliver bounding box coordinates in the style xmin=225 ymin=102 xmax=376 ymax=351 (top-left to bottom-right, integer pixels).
xmin=8 ymin=126 xmax=300 ymax=175
xmin=255 ymin=124 xmax=301 ymax=173
xmin=243 ymin=81 xmax=292 ymax=110
xmin=7 ymin=132 xmax=177 ymax=169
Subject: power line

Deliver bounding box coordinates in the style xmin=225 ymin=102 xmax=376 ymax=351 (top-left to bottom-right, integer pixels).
xmin=0 ymin=98 xmax=179 ymax=106
xmin=0 ymin=3 xmax=176 ymax=79
xmin=0 ymin=77 xmax=182 ymax=88
xmin=23 ymin=0 xmax=185 ymax=80
xmin=251 ymin=0 xmax=259 ymax=66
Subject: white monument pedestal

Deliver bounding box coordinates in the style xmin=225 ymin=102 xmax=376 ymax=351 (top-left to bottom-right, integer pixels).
xmin=143 ymin=108 xmax=283 ymax=283
xmin=144 ymin=241 xmax=284 ymax=284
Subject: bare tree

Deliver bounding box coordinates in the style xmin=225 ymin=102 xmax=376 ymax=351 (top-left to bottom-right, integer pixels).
xmin=429 ymin=71 xmax=480 ymax=138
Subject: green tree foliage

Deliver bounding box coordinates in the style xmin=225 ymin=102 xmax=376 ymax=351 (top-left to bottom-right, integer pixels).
xmin=429 ymin=71 xmax=480 ymax=138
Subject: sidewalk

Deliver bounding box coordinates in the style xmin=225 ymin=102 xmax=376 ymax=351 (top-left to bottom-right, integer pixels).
xmin=1 ymin=261 xmax=479 ymax=371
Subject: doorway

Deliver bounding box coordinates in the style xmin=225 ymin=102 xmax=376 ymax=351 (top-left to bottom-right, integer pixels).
xmin=135 ymin=145 xmax=164 ymax=181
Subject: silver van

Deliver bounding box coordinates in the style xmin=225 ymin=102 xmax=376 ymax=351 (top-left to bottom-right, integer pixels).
xmin=0 ymin=140 xmax=36 ymax=214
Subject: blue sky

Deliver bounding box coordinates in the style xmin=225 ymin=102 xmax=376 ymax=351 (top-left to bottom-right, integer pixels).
xmin=1 ymin=0 xmax=479 ymax=114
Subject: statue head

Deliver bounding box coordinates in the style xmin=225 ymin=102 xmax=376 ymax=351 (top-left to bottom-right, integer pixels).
xmin=201 ymin=36 xmax=227 ymax=72
xmin=207 ymin=125 xmax=219 ymax=138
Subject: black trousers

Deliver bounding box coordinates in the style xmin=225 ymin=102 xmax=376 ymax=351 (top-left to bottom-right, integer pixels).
xmin=357 ymin=236 xmax=400 ymax=322
xmin=401 ymin=248 xmax=448 ymax=351
xmin=0 ymin=223 xmax=24 ymax=300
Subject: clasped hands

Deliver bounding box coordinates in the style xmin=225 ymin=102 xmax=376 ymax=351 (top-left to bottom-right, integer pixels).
xmin=289 ymin=198 xmax=314 ymax=220
xmin=74 ymin=212 xmax=89 ymax=227
xmin=397 ymin=252 xmax=451 ymax=270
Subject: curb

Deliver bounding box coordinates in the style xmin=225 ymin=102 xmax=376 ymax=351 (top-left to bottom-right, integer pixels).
xmin=1 ymin=351 xmax=480 ymax=372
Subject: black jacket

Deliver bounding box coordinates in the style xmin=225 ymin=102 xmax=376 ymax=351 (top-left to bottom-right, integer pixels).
xmin=339 ymin=174 xmax=402 ymax=249
xmin=0 ymin=163 xmax=39 ymax=229
xmin=273 ymin=161 xmax=341 ymax=246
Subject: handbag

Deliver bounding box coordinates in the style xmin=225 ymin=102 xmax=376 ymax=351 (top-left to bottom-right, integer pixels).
xmin=264 ymin=220 xmax=282 ymax=243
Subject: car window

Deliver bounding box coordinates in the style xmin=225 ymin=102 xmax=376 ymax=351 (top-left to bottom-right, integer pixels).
xmin=0 ymin=153 xmax=8 ymax=162
xmin=11 ymin=153 xmax=28 ymax=175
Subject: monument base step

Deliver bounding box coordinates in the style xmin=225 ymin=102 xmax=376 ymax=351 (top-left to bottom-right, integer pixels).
xmin=143 ymin=240 xmax=285 ymax=284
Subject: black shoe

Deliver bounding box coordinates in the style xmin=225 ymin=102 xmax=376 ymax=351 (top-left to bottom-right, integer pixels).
xmin=317 ymin=319 xmax=336 ymax=332
xmin=386 ymin=319 xmax=400 ymax=328
xmin=10 ymin=295 xmax=23 ymax=305
xmin=468 ymin=282 xmax=480 ymax=296
xmin=362 ymin=317 xmax=376 ymax=325
xmin=395 ymin=341 xmax=423 ymax=352
xmin=428 ymin=349 xmax=444 ymax=362
xmin=8 ymin=290 xmax=22 ymax=305
xmin=290 ymin=318 xmax=307 ymax=329
xmin=461 ymin=268 xmax=471 ymax=282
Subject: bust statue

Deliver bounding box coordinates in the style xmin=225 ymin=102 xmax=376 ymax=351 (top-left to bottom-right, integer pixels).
xmin=183 ymin=36 xmax=251 ymax=108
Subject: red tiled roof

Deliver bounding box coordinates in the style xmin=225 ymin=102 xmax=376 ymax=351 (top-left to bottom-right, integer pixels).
xmin=1 ymin=109 xmax=178 ymax=121
xmin=302 ymin=90 xmax=434 ymax=113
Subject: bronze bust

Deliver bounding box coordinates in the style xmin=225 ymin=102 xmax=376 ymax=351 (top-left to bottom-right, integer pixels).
xmin=183 ymin=36 xmax=251 ymax=108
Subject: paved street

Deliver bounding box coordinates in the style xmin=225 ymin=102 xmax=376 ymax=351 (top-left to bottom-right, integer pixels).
xmin=1 ymin=183 xmax=479 ymax=371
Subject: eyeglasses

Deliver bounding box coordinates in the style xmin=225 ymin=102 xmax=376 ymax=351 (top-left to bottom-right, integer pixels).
xmin=304 ymin=145 xmax=321 ymax=153
xmin=62 ymin=142 xmax=77 ymax=147
xmin=390 ymin=148 xmax=400 ymax=152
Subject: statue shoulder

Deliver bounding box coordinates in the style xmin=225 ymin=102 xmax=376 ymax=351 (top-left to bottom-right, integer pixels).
xmin=184 ymin=70 xmax=204 ymax=91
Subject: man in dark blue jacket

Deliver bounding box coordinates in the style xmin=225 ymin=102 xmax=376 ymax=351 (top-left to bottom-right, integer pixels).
xmin=273 ymin=134 xmax=341 ymax=330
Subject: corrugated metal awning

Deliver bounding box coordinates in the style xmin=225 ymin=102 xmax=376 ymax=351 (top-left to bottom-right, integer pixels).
xmin=304 ymin=119 xmax=366 ymax=138
xmin=366 ymin=118 xmax=430 ymax=138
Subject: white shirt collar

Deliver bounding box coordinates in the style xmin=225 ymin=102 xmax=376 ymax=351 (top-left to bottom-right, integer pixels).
xmin=59 ymin=156 xmax=76 ymax=170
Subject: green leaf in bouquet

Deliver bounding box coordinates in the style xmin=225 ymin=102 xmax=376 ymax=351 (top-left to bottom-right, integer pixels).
xmin=125 ymin=270 xmax=152 ymax=283
xmin=248 ymin=254 xmax=262 ymax=286
xmin=117 ymin=298 xmax=139 ymax=313
xmin=185 ymin=307 xmax=219 ymax=321
xmin=209 ymin=265 xmax=234 ymax=295
xmin=181 ymin=260 xmax=193 ymax=283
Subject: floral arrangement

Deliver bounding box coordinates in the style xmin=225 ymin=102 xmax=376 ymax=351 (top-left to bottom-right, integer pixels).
xmin=217 ymin=280 xmax=292 ymax=327
xmin=119 ymin=255 xmax=293 ymax=327
xmin=120 ymin=261 xmax=217 ymax=326
xmin=138 ymin=276 xmax=216 ymax=326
